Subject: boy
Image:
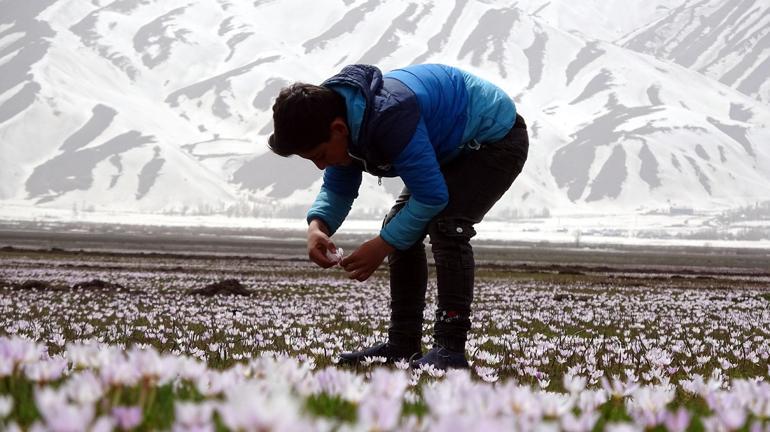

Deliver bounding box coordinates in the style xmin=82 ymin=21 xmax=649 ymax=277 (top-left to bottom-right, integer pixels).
xmin=268 ymin=64 xmax=528 ymax=370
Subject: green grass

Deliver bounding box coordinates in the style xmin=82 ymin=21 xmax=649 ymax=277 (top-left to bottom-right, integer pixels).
xmin=305 ymin=394 xmax=358 ymax=423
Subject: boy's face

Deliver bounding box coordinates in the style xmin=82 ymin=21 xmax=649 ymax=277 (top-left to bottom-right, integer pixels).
xmin=298 ymin=117 xmax=352 ymax=170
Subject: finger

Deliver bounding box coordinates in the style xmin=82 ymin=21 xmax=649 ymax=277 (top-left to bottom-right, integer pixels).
xmin=309 ymin=248 xmax=335 ymax=268
xmin=340 ymin=255 xmax=359 ymax=270
xmin=319 ymin=237 xmax=335 ymax=254
xmin=345 ymin=264 xmax=364 ymax=275
xmin=347 ymin=267 xmax=361 ymax=279
xmin=347 ymin=265 xmax=371 ymax=281
xmin=356 ymin=270 xmax=371 ymax=282
xmin=339 ymin=247 xmax=360 ymax=266
xmin=315 ymin=258 xmax=335 ymax=269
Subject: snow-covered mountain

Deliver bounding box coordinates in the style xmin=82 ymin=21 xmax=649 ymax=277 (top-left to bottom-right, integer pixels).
xmin=1 ymin=0 xmax=769 ymax=221
xmin=621 ymin=0 xmax=770 ymax=104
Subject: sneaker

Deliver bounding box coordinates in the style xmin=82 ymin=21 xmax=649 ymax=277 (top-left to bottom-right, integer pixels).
xmin=337 ymin=342 xmax=422 ymax=366
xmin=410 ymin=345 xmax=469 ymax=370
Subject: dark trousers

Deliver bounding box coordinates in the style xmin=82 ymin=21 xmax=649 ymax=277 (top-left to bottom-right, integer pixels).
xmin=383 ymin=114 xmax=529 ymax=352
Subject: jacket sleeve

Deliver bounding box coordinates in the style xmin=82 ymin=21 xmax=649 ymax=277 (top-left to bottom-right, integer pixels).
xmin=380 ymin=119 xmax=448 ymax=250
xmin=306 ymin=164 xmax=362 ymax=235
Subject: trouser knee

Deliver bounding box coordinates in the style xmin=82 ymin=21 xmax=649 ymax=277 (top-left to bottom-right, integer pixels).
xmin=428 ymin=218 xmax=476 ymax=269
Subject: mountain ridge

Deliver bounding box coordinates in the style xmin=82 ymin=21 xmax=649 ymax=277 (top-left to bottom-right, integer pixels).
xmin=0 ymin=0 xmax=768 ymax=221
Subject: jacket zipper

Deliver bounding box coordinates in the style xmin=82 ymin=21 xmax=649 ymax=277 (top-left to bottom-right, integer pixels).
xmin=348 ymin=151 xmax=368 ymax=172
xmin=348 ymin=151 xmax=383 ymax=186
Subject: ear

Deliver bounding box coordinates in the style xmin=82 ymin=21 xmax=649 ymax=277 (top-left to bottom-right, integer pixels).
xmin=330 ymin=116 xmax=349 ymax=137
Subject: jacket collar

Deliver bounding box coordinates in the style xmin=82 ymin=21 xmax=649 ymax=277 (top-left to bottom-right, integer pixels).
xmin=322 ymin=65 xmax=382 ymax=161
xmin=322 ymin=64 xmax=383 ymax=102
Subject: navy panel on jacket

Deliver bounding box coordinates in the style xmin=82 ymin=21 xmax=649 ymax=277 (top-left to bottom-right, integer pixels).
xmin=322 ymin=65 xmax=420 ymax=176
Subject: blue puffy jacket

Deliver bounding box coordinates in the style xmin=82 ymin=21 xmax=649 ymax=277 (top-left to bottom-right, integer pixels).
xmin=306 ymin=64 xmax=516 ymax=250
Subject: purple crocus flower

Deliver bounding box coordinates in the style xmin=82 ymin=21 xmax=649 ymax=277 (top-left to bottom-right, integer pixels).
xmin=111 ymin=406 xmax=142 ymax=431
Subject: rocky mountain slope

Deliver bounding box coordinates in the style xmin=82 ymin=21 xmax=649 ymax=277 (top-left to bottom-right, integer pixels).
xmin=1 ymin=0 xmax=768 ymax=221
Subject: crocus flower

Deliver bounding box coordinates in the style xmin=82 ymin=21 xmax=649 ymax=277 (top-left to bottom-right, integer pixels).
xmin=35 ymin=387 xmax=96 ymax=432
xmin=90 ymin=417 xmax=116 ymax=432
xmin=561 ymin=411 xmax=599 ymax=432
xmin=663 ymin=407 xmax=691 ymax=432
xmin=0 ymin=357 xmax=12 ymax=377
xmin=0 ymin=395 xmax=13 ymax=418
xmin=111 ymin=406 xmax=142 ymax=431
xmin=25 ymin=357 xmax=68 ymax=383
xmin=604 ymin=422 xmax=642 ymax=432
xmin=63 ymin=370 xmax=104 ymax=405
xmin=173 ymin=401 xmax=214 ymax=431
xmin=367 ymin=368 xmax=409 ymax=400
xmin=0 ymin=337 xmax=43 ymax=368
xmin=358 ymin=397 xmax=402 ymax=431
xmin=563 ymin=373 xmax=587 ymax=394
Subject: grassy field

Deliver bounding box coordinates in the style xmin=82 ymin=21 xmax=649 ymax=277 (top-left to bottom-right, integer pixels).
xmin=1 ymin=240 xmax=769 ymax=431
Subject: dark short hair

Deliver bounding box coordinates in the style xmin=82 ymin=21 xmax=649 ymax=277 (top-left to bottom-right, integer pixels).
xmin=268 ymin=83 xmax=346 ymax=157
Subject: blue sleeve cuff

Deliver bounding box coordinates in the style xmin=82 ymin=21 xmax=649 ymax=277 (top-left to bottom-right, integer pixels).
xmin=380 ymin=197 xmax=447 ymax=250
xmin=307 ymin=186 xmax=355 ymax=235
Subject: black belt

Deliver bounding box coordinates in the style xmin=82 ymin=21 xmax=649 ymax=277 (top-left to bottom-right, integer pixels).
xmin=512 ymin=113 xmax=526 ymax=129
xmin=463 ymin=113 xmax=526 ymax=151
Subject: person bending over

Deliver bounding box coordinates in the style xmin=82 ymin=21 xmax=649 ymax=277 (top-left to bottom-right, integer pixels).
xmin=268 ymin=63 xmax=529 ymax=370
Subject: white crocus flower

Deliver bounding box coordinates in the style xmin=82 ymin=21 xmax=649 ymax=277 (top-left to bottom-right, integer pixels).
xmin=63 ymin=371 xmax=104 ymax=405
xmin=0 ymin=395 xmax=13 ymax=418
xmin=560 ymin=411 xmax=599 ymax=432
xmin=625 ymin=385 xmax=675 ymax=427
xmin=35 ymin=387 xmax=96 ymax=432
xmin=173 ymin=401 xmax=215 ymax=431
xmin=357 ymin=397 xmax=402 ymax=431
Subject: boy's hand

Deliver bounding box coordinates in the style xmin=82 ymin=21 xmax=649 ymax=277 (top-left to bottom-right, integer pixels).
xmin=340 ymin=236 xmax=395 ymax=282
xmin=307 ymin=219 xmax=338 ymax=268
